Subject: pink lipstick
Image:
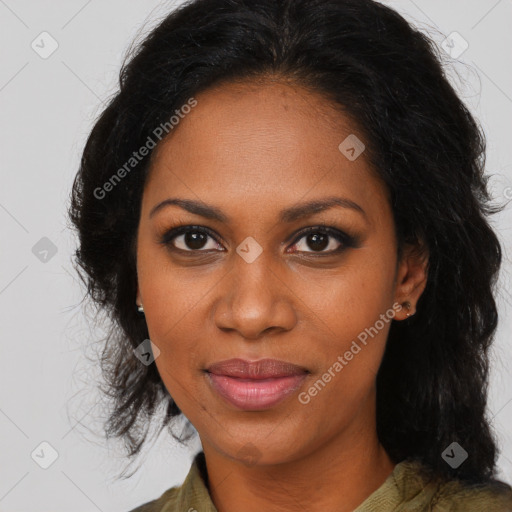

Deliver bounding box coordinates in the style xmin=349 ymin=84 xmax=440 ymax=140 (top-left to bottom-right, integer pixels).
xmin=205 ymin=358 xmax=308 ymax=410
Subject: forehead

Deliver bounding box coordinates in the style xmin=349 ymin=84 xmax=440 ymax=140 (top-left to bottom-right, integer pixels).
xmin=143 ymin=79 xmax=389 ymax=225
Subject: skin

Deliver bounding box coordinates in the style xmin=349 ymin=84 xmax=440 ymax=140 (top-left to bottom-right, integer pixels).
xmin=135 ymin=78 xmax=429 ymax=512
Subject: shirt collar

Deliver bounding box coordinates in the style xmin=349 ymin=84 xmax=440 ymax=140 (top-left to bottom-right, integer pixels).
xmin=172 ymin=452 xmax=434 ymax=512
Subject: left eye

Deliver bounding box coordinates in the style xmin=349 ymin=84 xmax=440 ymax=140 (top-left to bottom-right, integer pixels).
xmin=288 ymin=229 xmax=348 ymax=254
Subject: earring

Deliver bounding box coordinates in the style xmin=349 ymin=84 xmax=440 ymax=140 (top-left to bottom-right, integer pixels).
xmin=402 ymin=300 xmax=413 ymax=317
xmin=137 ymin=303 xmax=144 ymax=314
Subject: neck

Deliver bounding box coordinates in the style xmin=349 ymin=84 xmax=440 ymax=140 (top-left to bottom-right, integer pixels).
xmin=200 ymin=407 xmax=395 ymax=512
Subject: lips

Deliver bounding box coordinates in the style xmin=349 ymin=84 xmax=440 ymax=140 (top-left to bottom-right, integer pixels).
xmin=207 ymin=358 xmax=308 ymax=379
xmin=205 ymin=358 xmax=309 ymax=410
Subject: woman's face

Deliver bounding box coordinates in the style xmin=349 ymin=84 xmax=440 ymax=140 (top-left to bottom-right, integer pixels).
xmin=136 ymin=79 xmax=426 ymax=465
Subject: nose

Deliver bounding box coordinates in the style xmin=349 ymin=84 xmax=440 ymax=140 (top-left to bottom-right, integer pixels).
xmin=213 ymin=254 xmax=297 ymax=340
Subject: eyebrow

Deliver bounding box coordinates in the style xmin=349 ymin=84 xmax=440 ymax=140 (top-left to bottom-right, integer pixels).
xmin=149 ymin=196 xmax=367 ymax=223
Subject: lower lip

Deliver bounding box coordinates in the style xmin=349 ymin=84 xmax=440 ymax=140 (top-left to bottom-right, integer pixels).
xmin=206 ymin=372 xmax=308 ymax=410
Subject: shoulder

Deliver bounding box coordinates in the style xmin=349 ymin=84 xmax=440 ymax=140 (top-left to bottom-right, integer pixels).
xmin=127 ymin=480 xmax=209 ymax=512
xmin=432 ymin=477 xmax=512 ymax=511
xmin=127 ymin=451 xmax=215 ymax=512
xmin=127 ymin=486 xmax=182 ymax=512
xmin=395 ymin=459 xmax=512 ymax=511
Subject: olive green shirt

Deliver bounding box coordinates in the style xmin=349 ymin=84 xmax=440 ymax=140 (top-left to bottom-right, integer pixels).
xmin=129 ymin=451 xmax=512 ymax=511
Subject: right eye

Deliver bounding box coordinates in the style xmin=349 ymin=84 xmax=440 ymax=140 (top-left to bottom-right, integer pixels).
xmin=159 ymin=225 xmax=225 ymax=252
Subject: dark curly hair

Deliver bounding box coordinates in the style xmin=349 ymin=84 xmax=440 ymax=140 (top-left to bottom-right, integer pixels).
xmin=68 ymin=0 xmax=507 ymax=484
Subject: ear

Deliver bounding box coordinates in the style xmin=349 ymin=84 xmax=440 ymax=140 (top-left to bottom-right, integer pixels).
xmin=136 ymin=286 xmax=142 ymax=307
xmin=393 ymin=239 xmax=429 ymax=321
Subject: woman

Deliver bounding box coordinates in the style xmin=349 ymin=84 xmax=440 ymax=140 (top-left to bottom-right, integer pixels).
xmin=68 ymin=0 xmax=512 ymax=510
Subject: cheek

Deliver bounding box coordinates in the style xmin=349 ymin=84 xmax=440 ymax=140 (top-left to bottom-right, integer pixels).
xmin=136 ymin=248 xmax=210 ymax=394
xmin=137 ymin=239 xmax=217 ymax=342
xmin=292 ymin=252 xmax=396 ymax=395
xmin=147 ymin=300 xmax=207 ymax=417
xmin=294 ymin=279 xmax=393 ymax=432
xmin=296 ymin=250 xmax=396 ymax=338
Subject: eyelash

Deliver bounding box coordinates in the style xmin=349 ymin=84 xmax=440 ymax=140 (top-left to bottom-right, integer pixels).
xmin=158 ymin=224 xmax=358 ymax=256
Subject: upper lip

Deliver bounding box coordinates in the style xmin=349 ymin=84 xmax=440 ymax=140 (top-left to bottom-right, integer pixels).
xmin=206 ymin=358 xmax=309 ymax=379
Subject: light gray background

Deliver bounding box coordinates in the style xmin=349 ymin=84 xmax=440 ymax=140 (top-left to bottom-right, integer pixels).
xmin=1 ymin=1 xmax=511 ymax=510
